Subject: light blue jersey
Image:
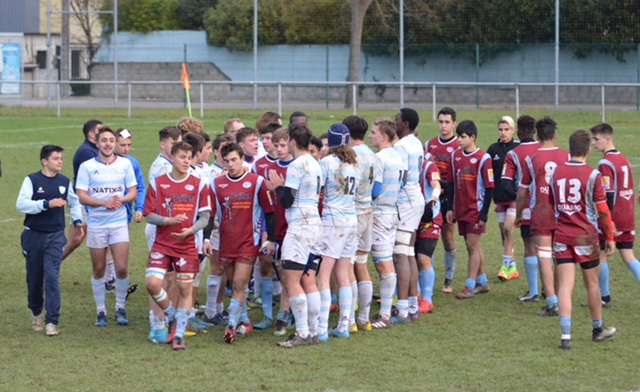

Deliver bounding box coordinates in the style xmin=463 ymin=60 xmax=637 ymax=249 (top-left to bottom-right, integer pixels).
xmin=76 ymin=156 xmax=137 ymax=227
xmin=394 ymin=134 xmax=425 ymax=210
xmin=373 ymin=147 xmax=403 ymax=214
xmin=352 ymin=144 xmax=376 ymax=213
xmin=320 ymin=154 xmax=360 ymax=227
xmin=148 ymin=154 xmax=172 ymax=182
xmin=284 ymin=153 xmax=322 ymax=224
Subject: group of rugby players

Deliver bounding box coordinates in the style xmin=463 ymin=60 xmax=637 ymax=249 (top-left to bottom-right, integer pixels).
xmin=21 ymin=107 xmax=637 ymax=350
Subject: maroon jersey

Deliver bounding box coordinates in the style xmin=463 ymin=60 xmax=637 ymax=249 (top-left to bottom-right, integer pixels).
xmin=252 ymin=154 xmax=278 ymax=178
xmin=598 ymin=150 xmax=635 ymax=232
xmin=267 ymin=159 xmax=294 ymax=243
xmin=502 ymin=140 xmax=540 ymax=226
xmin=520 ymin=147 xmax=569 ymax=232
xmin=425 ymin=136 xmax=460 ymax=182
xmin=550 ymin=161 xmax=607 ymax=246
xmin=212 ymin=170 xmax=274 ymax=258
xmin=144 ymin=173 xmax=211 ymax=260
xmin=418 ymin=161 xmax=443 ymax=239
xmin=449 ymin=148 xmax=494 ymax=223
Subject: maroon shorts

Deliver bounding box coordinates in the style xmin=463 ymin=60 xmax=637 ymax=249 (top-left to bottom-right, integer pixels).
xmin=458 ymin=221 xmax=487 ymax=236
xmin=495 ymin=202 xmax=516 ymax=212
xmin=553 ymin=241 xmax=599 ymax=264
xmin=219 ymin=256 xmax=255 ymax=268
xmin=531 ymin=227 xmax=554 ymax=237
xmin=147 ymin=251 xmax=199 ymax=273
xmin=599 ymin=230 xmax=635 ymax=244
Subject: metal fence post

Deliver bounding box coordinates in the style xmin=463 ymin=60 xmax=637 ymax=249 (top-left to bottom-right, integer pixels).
xmin=56 ymin=81 xmax=61 ymax=117
xmin=278 ymin=83 xmax=282 ymax=117
xmin=601 ymin=84 xmax=606 ymax=122
xmin=432 ymin=83 xmax=436 ymax=122
xmin=352 ymin=83 xmax=357 ymax=115
xmin=127 ymin=82 xmax=131 ymax=118
xmin=200 ymin=82 xmax=204 ymax=118
xmin=515 ymin=84 xmax=520 ymax=119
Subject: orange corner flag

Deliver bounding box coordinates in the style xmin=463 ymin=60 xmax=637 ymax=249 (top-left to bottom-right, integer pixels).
xmin=181 ymin=63 xmax=191 ymax=90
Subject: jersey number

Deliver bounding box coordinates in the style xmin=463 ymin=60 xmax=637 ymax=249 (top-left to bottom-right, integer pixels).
xmin=557 ymin=178 xmax=581 ymax=203
xmin=368 ymin=167 xmax=374 ymax=185
xmin=544 ymin=162 xmax=557 ymax=185
xmin=344 ymin=176 xmax=356 ymax=195
xmin=621 ymin=165 xmax=629 ymax=189
xmin=316 ymin=175 xmax=321 ymax=195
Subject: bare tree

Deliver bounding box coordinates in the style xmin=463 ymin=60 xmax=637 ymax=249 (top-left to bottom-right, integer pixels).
xmin=70 ymin=0 xmax=104 ymax=77
xmin=345 ymin=0 xmax=373 ymax=108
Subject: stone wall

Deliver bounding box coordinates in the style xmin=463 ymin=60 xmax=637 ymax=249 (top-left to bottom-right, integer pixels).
xmin=90 ymin=63 xmax=640 ymax=107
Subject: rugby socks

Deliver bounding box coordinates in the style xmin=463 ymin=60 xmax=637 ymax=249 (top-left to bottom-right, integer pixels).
xmin=115 ymin=276 xmax=129 ymax=310
xmin=240 ymin=299 xmax=250 ymax=324
xmin=396 ymin=299 xmax=409 ymax=318
xmin=546 ymin=295 xmax=558 ymax=309
xmin=273 ymin=280 xmax=283 ymax=296
xmin=216 ymin=302 xmax=225 ymax=314
xmin=105 ymin=260 xmax=115 ymax=282
xmin=592 ymin=318 xmax=603 ymax=330
xmin=290 ymin=294 xmax=309 ymax=338
xmin=524 ymin=256 xmax=539 ymax=296
xmin=419 ymin=269 xmax=435 ymax=302
xmin=338 ymin=286 xmax=352 ymax=331
xmin=379 ymin=273 xmax=397 ymax=319
xmin=476 ymin=274 xmax=489 ymax=287
xmin=444 ymin=249 xmax=458 ymax=280
xmin=331 ymin=293 xmax=338 ymax=307
xmin=306 ymin=291 xmax=321 ymax=336
xmin=205 ymin=275 xmax=223 ymax=318
xmin=150 ymin=311 xmax=165 ymax=330
xmin=509 ymin=260 xmax=517 ymax=269
xmin=163 ymin=303 xmax=176 ymax=321
xmin=465 ymin=278 xmax=476 ymax=291
xmin=628 ymin=260 xmax=640 ymax=283
xmin=253 ymin=265 xmax=261 ymax=297
xmin=260 ymin=277 xmax=274 ymax=320
xmin=228 ymin=298 xmax=242 ymax=327
xmin=318 ymin=289 xmax=331 ymax=335
xmin=408 ymin=296 xmax=419 ymax=315
xmin=599 ymin=262 xmax=610 ymax=297
xmin=277 ymin=309 xmax=288 ymax=322
xmin=357 ymin=281 xmax=373 ymax=323
xmin=91 ymin=277 xmax=107 ymax=314
xmin=502 ymin=255 xmax=511 ymax=268
xmin=349 ymin=281 xmax=358 ymax=326
xmin=175 ymin=308 xmax=188 ymax=339
xmin=560 ymin=316 xmax=572 ymax=339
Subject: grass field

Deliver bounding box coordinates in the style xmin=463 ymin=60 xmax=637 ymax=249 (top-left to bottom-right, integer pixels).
xmin=1 ymin=107 xmax=640 ymax=391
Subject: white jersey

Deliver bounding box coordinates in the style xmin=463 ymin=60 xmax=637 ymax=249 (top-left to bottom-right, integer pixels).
xmin=76 ymin=156 xmax=137 ymax=227
xmin=320 ymin=154 xmax=360 ymax=227
xmin=393 ymin=134 xmax=425 ymax=210
xmin=373 ymin=147 xmax=403 ymax=214
xmin=148 ymin=154 xmax=172 ymax=183
xmin=352 ymin=144 xmax=376 ymax=214
xmin=284 ymin=153 xmax=322 ymax=224
xmin=209 ymin=162 xmax=225 ymax=179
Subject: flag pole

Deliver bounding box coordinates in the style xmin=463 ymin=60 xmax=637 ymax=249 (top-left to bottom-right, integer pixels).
xmin=182 ymin=63 xmax=193 ymax=117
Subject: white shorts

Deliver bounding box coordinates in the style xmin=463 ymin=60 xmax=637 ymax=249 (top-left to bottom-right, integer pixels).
xmin=210 ymin=227 xmax=220 ymax=251
xmin=144 ymin=223 xmax=156 ymax=251
xmin=356 ymin=211 xmax=373 ymax=253
xmin=88 ymin=225 xmax=129 ymax=249
xmin=397 ymin=205 xmax=422 ymax=232
xmin=372 ymin=213 xmax=399 ymax=257
xmin=282 ymin=220 xmax=323 ymax=265
xmin=314 ymin=225 xmax=358 ymax=259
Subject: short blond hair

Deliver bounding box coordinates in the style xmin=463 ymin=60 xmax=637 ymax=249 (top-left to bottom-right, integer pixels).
xmin=374 ymin=118 xmax=397 ymax=143
xmin=177 ymin=117 xmax=204 ymax=133
xmin=272 ymin=127 xmax=290 ymax=143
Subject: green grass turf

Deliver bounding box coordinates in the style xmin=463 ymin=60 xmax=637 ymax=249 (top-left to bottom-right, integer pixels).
xmin=1 ymin=107 xmax=640 ymax=391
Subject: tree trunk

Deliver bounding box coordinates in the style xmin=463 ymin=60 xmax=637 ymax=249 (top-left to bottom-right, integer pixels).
xmin=345 ymin=0 xmax=373 ymax=109
xmin=61 ymin=0 xmax=70 ymax=96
